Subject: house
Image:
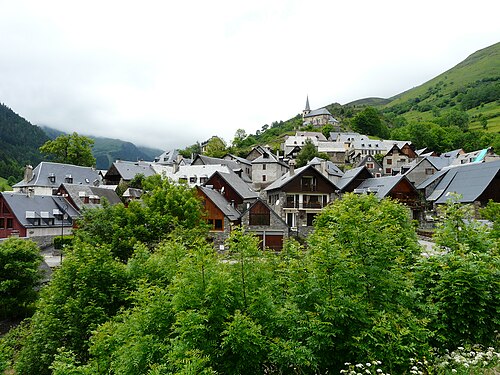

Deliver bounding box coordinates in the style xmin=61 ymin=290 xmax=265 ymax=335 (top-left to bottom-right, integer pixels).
xmin=205 ymin=169 xmax=259 ymax=212
xmin=418 ymin=159 xmax=500 ymax=207
xmin=317 ymin=141 xmax=347 ymax=164
xmin=283 ymin=135 xmax=319 ymax=156
xmin=239 ymin=199 xmax=290 ymax=251
xmin=264 ymin=164 xmax=339 ymax=236
xmin=56 ymin=183 xmax=121 ymax=211
xmin=13 ymin=162 xmax=101 ymax=195
xmin=382 ymin=143 xmax=417 ymax=175
xmin=402 ymin=156 xmax=453 ymax=186
xmin=196 ymin=185 xmax=241 ymax=250
xmin=450 ymin=147 xmax=499 ymax=166
xmin=191 ymin=154 xmax=251 ymax=182
xmin=251 ymin=149 xmax=289 ymax=190
xmin=302 ymin=96 xmax=339 ymax=127
xmin=103 ymin=160 xmax=156 ymax=185
xmin=354 ymin=175 xmax=422 ymax=219
xmin=357 ymin=155 xmax=383 ymax=177
xmin=337 ymin=166 xmax=373 ymax=193
xmin=0 ymin=192 xmax=79 ymax=242
xmin=246 ymin=145 xmax=270 ymax=162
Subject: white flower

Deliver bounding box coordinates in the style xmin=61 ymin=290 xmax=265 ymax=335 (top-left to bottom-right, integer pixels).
xmin=376 ymin=370 xmax=383 ymax=374
xmin=356 ymin=363 xmax=364 ymax=368
xmin=451 ymin=369 xmax=457 ymax=374
xmin=366 ymin=363 xmax=371 ymax=367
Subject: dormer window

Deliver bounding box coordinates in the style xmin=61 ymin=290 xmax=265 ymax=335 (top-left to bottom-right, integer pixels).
xmin=65 ymin=174 xmax=73 ymax=183
xmin=48 ymin=173 xmax=56 ymax=183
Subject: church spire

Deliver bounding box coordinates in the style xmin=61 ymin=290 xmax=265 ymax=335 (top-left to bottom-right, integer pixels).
xmin=303 ymin=95 xmax=311 ymax=118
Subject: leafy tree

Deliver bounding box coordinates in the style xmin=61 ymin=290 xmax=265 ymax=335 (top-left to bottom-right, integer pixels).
xmin=39 ymin=132 xmax=95 ymax=167
xmin=179 ymin=141 xmax=202 ymax=158
xmin=203 ymin=136 xmax=227 ymax=158
xmin=296 ymin=138 xmax=319 ymax=167
xmin=14 ymin=242 xmax=130 ymax=375
xmin=0 ymin=238 xmax=42 ymax=319
xmin=321 ymin=123 xmax=334 ymax=138
xmin=232 ymin=128 xmax=247 ymax=148
xmin=436 ymin=109 xmax=470 ymax=131
xmin=351 ymin=107 xmax=389 ymax=138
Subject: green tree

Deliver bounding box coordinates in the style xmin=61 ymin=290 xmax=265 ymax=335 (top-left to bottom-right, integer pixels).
xmin=232 ymin=128 xmax=247 ymax=149
xmin=296 ymin=138 xmax=319 ymax=167
xmin=321 ymin=123 xmax=334 ymax=138
xmin=204 ymin=136 xmax=227 ymax=158
xmin=0 ymin=238 xmax=42 ymax=319
xmin=39 ymin=132 xmax=96 ymax=167
xmin=351 ymin=107 xmax=389 ymax=138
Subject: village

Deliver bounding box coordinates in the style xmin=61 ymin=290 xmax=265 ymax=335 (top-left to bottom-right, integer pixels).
xmin=1 ymin=101 xmax=499 ymax=255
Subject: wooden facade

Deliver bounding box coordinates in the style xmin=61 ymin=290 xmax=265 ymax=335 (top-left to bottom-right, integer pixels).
xmin=0 ymin=197 xmax=25 ymax=238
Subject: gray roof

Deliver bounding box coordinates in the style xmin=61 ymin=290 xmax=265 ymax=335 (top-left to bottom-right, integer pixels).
xmin=304 ymin=107 xmax=332 ymax=118
xmin=1 ymin=192 xmax=79 ymax=228
xmin=193 ymin=155 xmax=252 ymax=182
xmin=61 ymin=183 xmax=121 ymax=210
xmin=223 ymin=154 xmax=252 ymax=166
xmin=337 ymin=166 xmax=371 ymax=190
xmin=264 ymin=164 xmax=338 ymax=191
xmin=207 ymin=169 xmax=258 ymax=200
xmin=252 ymin=150 xmax=289 ymax=168
xmin=14 ymin=162 xmax=101 ymax=188
xmin=309 ymin=157 xmax=344 ymax=177
xmin=354 ymin=175 xmax=407 ymax=198
xmin=441 ymin=149 xmax=464 ymax=158
xmin=108 ymin=161 xmax=156 ymax=181
xmin=198 ymin=186 xmax=241 ymax=221
xmin=154 ymin=149 xmax=179 ymax=165
xmin=426 ymin=160 xmax=500 ymax=204
xmin=295 ymin=131 xmax=327 ymax=141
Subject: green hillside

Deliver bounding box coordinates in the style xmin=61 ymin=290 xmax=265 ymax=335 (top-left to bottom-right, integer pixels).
xmin=0 ymin=104 xmax=49 ymax=180
xmin=381 ymin=42 xmax=500 ymax=131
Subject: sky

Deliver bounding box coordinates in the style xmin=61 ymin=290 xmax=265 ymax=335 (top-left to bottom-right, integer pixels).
xmin=0 ymin=1 xmax=499 ymax=151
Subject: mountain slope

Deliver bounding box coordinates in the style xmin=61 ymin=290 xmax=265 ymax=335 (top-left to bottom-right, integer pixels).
xmin=0 ymin=104 xmax=49 ymax=179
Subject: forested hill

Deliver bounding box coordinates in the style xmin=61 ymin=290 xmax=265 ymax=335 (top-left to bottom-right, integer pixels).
xmin=0 ymin=103 xmax=48 ymax=180
xmin=41 ymin=126 xmax=163 ymax=170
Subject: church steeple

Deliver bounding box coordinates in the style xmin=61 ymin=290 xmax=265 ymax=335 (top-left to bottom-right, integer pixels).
xmin=303 ymin=95 xmax=311 ymax=118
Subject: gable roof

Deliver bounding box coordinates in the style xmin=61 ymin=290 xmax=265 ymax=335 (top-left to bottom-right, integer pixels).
xmin=154 ymin=149 xmax=179 ymax=165
xmin=192 ymin=155 xmax=251 ymax=182
xmin=205 ymin=169 xmax=258 ymax=200
xmin=107 ymin=160 xmax=156 ymax=181
xmin=295 ymin=131 xmax=327 ymax=141
xmin=223 ymin=154 xmax=252 ymax=166
xmin=197 ymin=186 xmax=241 ymax=221
xmin=240 ymin=198 xmax=289 ymax=227
xmin=264 ymin=164 xmax=338 ymax=191
xmin=309 ymin=157 xmax=344 ymax=177
xmin=14 ymin=162 xmax=101 ymax=188
xmin=355 ymin=175 xmax=413 ymax=198
xmin=60 ymin=183 xmax=121 ymax=210
xmin=1 ymin=192 xmax=79 ymax=228
xmin=337 ymin=166 xmax=373 ymax=191
xmin=425 ymin=160 xmax=500 ymax=204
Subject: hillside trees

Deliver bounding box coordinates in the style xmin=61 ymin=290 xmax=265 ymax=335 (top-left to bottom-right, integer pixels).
xmin=39 ymin=132 xmax=96 ymax=167
xmin=351 ymin=107 xmax=390 ymax=138
xmin=203 ymin=136 xmax=227 ymax=158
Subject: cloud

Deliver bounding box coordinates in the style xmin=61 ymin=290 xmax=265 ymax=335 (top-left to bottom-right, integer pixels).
xmin=0 ymin=0 xmax=499 ymax=150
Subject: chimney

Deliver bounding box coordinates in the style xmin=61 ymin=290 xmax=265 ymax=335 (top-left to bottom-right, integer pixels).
xmin=289 ymin=160 xmax=296 ymax=176
xmin=24 ymin=165 xmax=33 ymax=183
xmin=173 ymin=161 xmax=179 ymax=174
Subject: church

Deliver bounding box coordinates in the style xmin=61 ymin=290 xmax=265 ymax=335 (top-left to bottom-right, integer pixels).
xmin=302 ymin=96 xmax=339 ymax=127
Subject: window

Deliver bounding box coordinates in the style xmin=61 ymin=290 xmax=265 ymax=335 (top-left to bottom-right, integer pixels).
xmin=7 ymin=218 xmax=13 ymax=229
xmin=189 ymin=176 xmax=197 ymax=183
xmin=385 ymin=168 xmax=392 ymax=174
xmin=262 ymin=164 xmax=266 ymax=170
xmin=386 ymin=159 xmax=392 ymax=165
xmin=262 ymin=175 xmax=266 ymax=182
xmin=200 ymin=177 xmax=208 ymax=184
xmin=366 ymin=163 xmax=374 ymax=169
xmin=0 ymin=218 xmax=4 ymax=228
xmin=214 ymin=219 xmax=223 ymax=230
xmin=301 ymin=176 xmax=316 ymax=191
xmin=425 ymin=168 xmax=435 ymax=175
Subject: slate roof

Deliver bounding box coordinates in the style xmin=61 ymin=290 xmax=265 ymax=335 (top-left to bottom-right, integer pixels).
xmin=425 ymin=160 xmax=500 ymax=204
xmin=14 ymin=162 xmax=101 ymax=189
xmin=1 ymin=193 xmax=79 ymax=228
xmin=193 ymin=155 xmax=252 ymax=182
xmin=354 ymin=175 xmax=408 ymax=198
xmin=154 ymin=149 xmax=179 ymax=165
xmin=252 ymin=150 xmax=289 ymax=167
xmin=206 ymin=169 xmax=259 ymax=200
xmin=295 ymin=131 xmax=327 ymax=141
xmin=224 ymin=154 xmax=252 ymax=166
xmin=198 ymin=186 xmax=241 ymax=221
xmin=108 ymin=160 xmax=156 ymax=181
xmin=61 ymin=183 xmax=121 ymax=210
xmin=337 ymin=166 xmax=371 ymax=190
xmin=309 ymin=157 xmax=344 ymax=177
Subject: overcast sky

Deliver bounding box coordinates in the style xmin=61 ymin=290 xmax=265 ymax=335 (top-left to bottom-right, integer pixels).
xmin=1 ymin=1 xmax=499 ymax=151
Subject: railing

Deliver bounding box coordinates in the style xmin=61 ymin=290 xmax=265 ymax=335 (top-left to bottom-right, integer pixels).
xmin=283 ymin=202 xmax=325 ymax=209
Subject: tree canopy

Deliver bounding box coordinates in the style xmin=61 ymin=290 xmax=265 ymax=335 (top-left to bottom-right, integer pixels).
xmin=39 ymin=132 xmax=95 ymax=167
